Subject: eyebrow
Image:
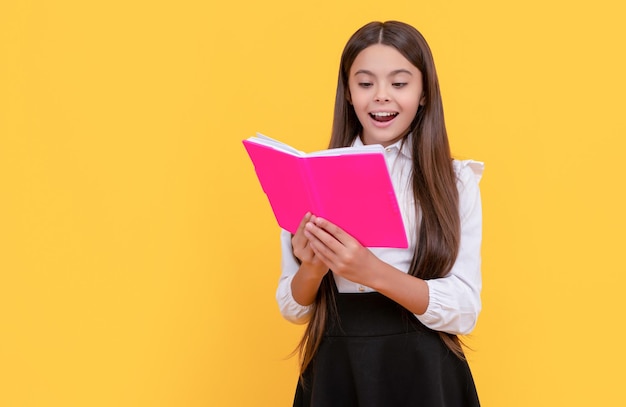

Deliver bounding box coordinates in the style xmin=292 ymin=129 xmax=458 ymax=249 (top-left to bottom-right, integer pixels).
xmin=353 ymin=69 xmax=413 ymax=76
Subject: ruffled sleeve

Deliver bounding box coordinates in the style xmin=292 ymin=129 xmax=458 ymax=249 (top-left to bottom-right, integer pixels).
xmin=276 ymin=229 xmax=314 ymax=324
xmin=414 ymin=160 xmax=484 ymax=334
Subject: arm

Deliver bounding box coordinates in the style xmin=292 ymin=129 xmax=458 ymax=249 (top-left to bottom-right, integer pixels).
xmin=303 ymin=161 xmax=484 ymax=334
xmin=276 ymin=213 xmax=329 ymax=324
xmin=303 ymin=216 xmax=430 ymax=315
xmin=415 ymin=161 xmax=483 ymax=333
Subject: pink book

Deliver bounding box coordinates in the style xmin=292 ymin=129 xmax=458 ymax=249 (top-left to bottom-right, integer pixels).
xmin=242 ymin=133 xmax=408 ymax=248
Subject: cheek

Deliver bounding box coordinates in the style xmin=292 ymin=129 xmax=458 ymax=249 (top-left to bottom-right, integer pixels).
xmin=347 ymin=83 xmax=369 ymax=104
xmin=349 ymin=93 xmax=368 ymax=111
xmin=399 ymin=94 xmax=421 ymax=113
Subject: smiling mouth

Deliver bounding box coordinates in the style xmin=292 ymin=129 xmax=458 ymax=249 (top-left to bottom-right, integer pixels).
xmin=370 ymin=112 xmax=398 ymax=122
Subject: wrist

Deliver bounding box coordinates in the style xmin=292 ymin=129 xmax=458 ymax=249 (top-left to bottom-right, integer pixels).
xmin=299 ymin=261 xmax=328 ymax=281
xmin=360 ymin=252 xmax=387 ymax=289
xmin=292 ymin=263 xmax=328 ymax=307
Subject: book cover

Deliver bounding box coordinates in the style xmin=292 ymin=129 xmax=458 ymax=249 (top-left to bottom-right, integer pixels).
xmin=242 ymin=134 xmax=408 ymax=248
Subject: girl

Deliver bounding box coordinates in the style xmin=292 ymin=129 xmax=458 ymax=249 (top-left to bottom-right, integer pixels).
xmin=277 ymin=21 xmax=483 ymax=407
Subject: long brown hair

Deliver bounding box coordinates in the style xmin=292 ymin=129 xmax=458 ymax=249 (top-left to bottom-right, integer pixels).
xmin=296 ymin=21 xmax=463 ymax=374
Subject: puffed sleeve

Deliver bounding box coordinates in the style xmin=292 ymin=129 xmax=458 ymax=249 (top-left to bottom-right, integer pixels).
xmin=276 ymin=229 xmax=314 ymax=324
xmin=415 ymin=160 xmax=484 ymax=335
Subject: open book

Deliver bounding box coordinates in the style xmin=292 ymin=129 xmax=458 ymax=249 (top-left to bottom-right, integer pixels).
xmin=242 ymin=133 xmax=408 ymax=248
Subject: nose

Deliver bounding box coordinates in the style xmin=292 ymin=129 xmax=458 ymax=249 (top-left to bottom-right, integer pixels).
xmin=374 ymin=88 xmax=390 ymax=102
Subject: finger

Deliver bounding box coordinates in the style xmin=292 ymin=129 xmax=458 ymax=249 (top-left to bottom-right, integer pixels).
xmin=311 ymin=216 xmax=357 ymax=247
xmin=296 ymin=212 xmax=312 ymax=235
xmin=304 ymin=231 xmax=335 ymax=267
xmin=292 ymin=212 xmax=313 ymax=247
xmin=305 ymin=221 xmax=342 ymax=256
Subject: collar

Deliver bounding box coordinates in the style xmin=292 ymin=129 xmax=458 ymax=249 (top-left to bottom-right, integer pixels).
xmin=352 ymin=134 xmax=414 ymax=160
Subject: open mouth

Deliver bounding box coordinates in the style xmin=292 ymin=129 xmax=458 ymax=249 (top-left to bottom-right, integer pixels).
xmin=369 ymin=112 xmax=398 ymax=122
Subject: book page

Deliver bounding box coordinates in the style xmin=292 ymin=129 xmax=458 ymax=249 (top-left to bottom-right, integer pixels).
xmin=249 ymin=133 xmax=385 ymax=157
xmin=244 ymin=133 xmax=304 ymax=156
xmin=307 ymin=144 xmax=384 ymax=157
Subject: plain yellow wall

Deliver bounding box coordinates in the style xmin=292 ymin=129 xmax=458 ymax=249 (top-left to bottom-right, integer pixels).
xmin=1 ymin=0 xmax=625 ymax=406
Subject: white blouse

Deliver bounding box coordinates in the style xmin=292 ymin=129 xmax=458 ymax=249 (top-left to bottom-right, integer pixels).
xmin=275 ymin=135 xmax=484 ymax=335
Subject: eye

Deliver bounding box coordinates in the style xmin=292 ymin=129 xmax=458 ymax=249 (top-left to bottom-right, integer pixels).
xmin=358 ymin=82 xmax=373 ymax=88
xmin=392 ymin=82 xmax=408 ymax=88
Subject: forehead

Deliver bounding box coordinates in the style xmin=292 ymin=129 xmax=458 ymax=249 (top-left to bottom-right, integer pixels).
xmin=350 ymin=44 xmax=418 ymax=75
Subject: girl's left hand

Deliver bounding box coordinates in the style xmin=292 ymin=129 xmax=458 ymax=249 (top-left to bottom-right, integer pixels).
xmin=303 ymin=215 xmax=382 ymax=286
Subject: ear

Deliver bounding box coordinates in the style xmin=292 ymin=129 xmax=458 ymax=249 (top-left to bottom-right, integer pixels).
xmin=419 ymin=93 xmax=426 ymax=106
xmin=345 ymin=90 xmax=352 ymax=105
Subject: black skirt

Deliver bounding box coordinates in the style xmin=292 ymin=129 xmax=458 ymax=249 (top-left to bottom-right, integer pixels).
xmin=293 ymin=290 xmax=480 ymax=407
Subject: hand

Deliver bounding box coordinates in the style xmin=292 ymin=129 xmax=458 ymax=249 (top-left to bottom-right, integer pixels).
xmin=304 ymin=215 xmax=381 ymax=286
xmin=291 ymin=213 xmax=329 ymax=278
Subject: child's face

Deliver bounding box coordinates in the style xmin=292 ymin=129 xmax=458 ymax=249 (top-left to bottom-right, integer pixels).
xmin=348 ymin=44 xmax=424 ymax=147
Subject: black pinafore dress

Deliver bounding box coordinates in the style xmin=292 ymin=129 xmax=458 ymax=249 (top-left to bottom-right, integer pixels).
xmin=293 ymin=282 xmax=480 ymax=407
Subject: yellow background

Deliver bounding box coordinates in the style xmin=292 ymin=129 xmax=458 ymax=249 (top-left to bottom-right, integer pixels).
xmin=1 ymin=0 xmax=625 ymax=406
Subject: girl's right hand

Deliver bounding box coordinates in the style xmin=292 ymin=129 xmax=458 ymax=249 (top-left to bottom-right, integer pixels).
xmin=290 ymin=213 xmax=329 ymax=307
xmin=292 ymin=213 xmax=328 ymax=277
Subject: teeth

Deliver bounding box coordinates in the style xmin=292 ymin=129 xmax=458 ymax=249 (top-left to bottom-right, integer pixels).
xmin=371 ymin=112 xmax=397 ymax=117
